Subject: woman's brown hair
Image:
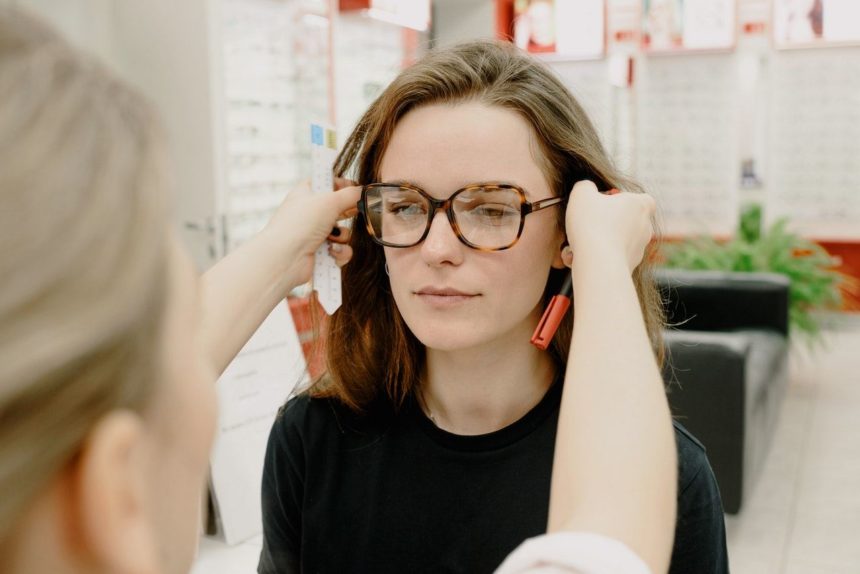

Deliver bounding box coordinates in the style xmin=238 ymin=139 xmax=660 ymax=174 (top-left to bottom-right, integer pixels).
xmin=310 ymin=40 xmax=665 ymax=412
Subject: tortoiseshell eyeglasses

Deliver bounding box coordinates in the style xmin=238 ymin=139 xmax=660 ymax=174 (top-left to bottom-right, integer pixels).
xmin=357 ymin=182 xmax=565 ymax=251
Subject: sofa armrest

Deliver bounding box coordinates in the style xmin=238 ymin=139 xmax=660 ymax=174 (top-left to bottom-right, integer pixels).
xmin=662 ymin=329 xmax=749 ymax=431
xmin=661 ymin=329 xmax=749 ymax=514
xmin=661 ymin=327 xmax=790 ymax=514
xmin=655 ymin=268 xmax=791 ymax=336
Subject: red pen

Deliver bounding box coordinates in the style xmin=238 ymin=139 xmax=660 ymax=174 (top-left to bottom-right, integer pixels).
xmin=530 ymin=188 xmax=620 ymax=350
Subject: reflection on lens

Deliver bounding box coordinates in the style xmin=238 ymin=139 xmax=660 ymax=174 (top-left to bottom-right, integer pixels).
xmin=454 ymin=187 xmax=521 ymax=249
xmin=366 ymin=185 xmax=428 ymax=246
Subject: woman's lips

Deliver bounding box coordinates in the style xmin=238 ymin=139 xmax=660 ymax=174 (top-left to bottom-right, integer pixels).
xmin=414 ymin=287 xmax=478 ymax=308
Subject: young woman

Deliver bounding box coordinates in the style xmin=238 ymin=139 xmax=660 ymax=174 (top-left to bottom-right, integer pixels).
xmin=259 ymin=41 xmax=728 ymax=574
xmin=1 ymin=8 xmax=676 ymax=574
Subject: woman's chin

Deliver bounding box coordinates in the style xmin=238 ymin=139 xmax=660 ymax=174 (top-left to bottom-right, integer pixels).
xmin=408 ymin=326 xmax=488 ymax=352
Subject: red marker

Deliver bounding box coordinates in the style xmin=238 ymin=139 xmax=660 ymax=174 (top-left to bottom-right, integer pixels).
xmin=531 ymin=274 xmax=572 ymax=350
xmin=530 ymin=188 xmax=620 ymax=350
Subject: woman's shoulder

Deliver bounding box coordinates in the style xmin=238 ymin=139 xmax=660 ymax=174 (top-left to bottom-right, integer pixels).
xmin=271 ymin=390 xmax=395 ymax=445
xmin=671 ymin=421 xmax=722 ymax=499
xmin=668 ymin=422 xmax=729 ymax=570
xmin=275 ymin=392 xmax=327 ymax=424
xmin=273 ymin=392 xmax=345 ymax=435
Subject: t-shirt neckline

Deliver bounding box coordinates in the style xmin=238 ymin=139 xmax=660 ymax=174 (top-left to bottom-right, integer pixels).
xmin=408 ymin=375 xmax=563 ymax=452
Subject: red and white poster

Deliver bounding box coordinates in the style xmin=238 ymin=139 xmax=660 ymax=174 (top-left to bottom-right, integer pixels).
xmin=514 ymin=0 xmax=605 ymax=59
xmin=774 ymin=0 xmax=860 ymax=48
xmin=642 ymin=0 xmax=735 ymax=52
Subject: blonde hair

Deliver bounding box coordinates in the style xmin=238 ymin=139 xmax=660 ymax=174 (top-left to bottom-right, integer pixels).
xmin=0 ymin=7 xmax=171 ymax=554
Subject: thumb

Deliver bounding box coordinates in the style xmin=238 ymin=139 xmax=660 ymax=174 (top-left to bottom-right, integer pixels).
xmin=335 ymin=176 xmax=358 ymax=190
xmin=331 ymin=185 xmax=362 ymax=215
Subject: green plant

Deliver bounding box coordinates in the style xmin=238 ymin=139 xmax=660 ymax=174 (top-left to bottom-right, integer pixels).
xmin=660 ymin=203 xmax=858 ymax=344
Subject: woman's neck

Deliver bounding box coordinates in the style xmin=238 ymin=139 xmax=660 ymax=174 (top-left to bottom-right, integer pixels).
xmin=421 ymin=319 xmax=557 ymax=435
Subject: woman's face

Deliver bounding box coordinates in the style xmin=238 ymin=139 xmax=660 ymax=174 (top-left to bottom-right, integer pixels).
xmin=380 ymin=102 xmax=565 ymax=352
xmin=144 ymin=237 xmax=218 ymax=574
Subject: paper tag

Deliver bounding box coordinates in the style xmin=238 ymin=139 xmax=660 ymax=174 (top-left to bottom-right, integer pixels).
xmin=310 ymin=123 xmax=341 ymax=314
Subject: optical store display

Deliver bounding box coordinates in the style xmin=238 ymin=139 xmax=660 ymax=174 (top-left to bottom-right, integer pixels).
xmin=221 ymin=0 xmax=329 ymax=251
xmin=27 ymin=0 xmax=858 ymax=552
xmin=211 ymin=0 xmax=860 ymax=543
xmin=635 ymin=53 xmax=740 ymax=237
xmin=767 ymin=46 xmax=860 ymax=240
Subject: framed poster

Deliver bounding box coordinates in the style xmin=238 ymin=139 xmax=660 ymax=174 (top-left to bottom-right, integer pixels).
xmin=642 ymin=0 xmax=735 ymax=53
xmin=513 ymin=0 xmax=605 ymax=59
xmin=774 ymin=0 xmax=860 ymax=48
xmin=340 ymin=0 xmax=431 ymax=31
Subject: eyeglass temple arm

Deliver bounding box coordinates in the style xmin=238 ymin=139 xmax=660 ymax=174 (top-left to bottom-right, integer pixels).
xmin=530 ymin=196 xmax=567 ymax=213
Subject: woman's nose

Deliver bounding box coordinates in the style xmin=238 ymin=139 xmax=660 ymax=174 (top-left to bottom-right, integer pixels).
xmin=420 ymin=210 xmax=464 ymax=267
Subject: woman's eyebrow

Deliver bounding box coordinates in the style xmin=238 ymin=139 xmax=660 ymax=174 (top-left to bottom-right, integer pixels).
xmin=379 ymin=178 xmax=414 ymax=187
xmin=381 ymin=179 xmax=523 ymax=188
xmin=377 ymin=179 xmax=536 ymax=199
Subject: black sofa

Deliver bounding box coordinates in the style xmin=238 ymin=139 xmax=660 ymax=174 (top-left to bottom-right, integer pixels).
xmin=654 ymin=268 xmax=791 ymax=514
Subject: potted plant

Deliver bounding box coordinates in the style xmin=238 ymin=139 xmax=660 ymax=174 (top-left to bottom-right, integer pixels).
xmin=659 ymin=203 xmax=859 ymax=346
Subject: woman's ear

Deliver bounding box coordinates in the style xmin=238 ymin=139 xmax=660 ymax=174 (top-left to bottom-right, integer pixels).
xmin=74 ymin=410 xmax=160 ymax=574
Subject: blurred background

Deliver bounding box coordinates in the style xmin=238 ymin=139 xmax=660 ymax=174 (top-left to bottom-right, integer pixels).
xmin=6 ymin=1 xmax=858 ymax=573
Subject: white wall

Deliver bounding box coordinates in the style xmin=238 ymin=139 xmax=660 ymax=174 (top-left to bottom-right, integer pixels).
xmin=113 ymin=0 xmax=225 ymax=267
xmin=9 ymin=0 xmax=223 ymax=267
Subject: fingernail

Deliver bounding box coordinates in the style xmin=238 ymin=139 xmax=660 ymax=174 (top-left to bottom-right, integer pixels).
xmin=330 ymin=243 xmax=343 ymax=253
xmin=330 ymin=227 xmax=341 ymax=237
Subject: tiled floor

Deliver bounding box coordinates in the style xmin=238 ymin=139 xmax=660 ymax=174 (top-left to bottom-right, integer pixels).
xmin=192 ymin=317 xmax=860 ymax=574
xmin=726 ymin=316 xmax=860 ymax=574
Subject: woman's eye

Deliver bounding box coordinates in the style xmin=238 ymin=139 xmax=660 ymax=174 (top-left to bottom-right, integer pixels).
xmin=387 ymin=202 xmax=426 ymax=216
xmin=472 ymin=204 xmax=517 ymax=218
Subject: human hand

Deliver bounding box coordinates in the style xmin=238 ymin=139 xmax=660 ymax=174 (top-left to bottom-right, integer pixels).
xmin=561 ymin=180 xmax=656 ymax=274
xmin=261 ymin=177 xmax=360 ymax=289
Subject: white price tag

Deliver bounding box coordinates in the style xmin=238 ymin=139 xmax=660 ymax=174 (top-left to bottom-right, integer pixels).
xmin=310 ymin=123 xmax=342 ymax=314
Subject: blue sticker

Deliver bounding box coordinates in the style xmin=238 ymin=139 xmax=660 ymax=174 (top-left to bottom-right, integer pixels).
xmin=311 ymin=124 xmax=323 ymax=146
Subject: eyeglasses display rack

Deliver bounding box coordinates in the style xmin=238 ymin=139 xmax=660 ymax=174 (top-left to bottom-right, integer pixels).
xmin=221 ymin=0 xmax=331 ymax=252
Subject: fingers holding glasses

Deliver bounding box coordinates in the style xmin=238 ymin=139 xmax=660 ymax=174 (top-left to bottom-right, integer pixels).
xmin=565 ymin=180 xmax=657 ymax=273
xmin=335 ymin=177 xmax=361 ymax=218
xmin=327 ymin=224 xmax=353 ymax=268
xmin=335 ymin=176 xmax=358 ymax=190
xmin=328 ymin=225 xmax=352 ymax=244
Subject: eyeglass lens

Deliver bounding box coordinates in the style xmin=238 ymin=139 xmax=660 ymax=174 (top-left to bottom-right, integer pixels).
xmin=365 ymin=185 xmax=523 ymax=249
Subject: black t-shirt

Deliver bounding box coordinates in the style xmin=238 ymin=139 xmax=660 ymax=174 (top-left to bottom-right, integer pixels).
xmin=258 ymin=381 xmax=728 ymax=574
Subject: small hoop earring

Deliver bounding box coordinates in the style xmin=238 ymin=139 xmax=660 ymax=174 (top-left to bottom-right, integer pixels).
xmin=384 ymin=263 xmax=390 ymax=276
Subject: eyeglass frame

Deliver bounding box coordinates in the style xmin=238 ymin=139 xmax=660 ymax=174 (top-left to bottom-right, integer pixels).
xmin=357 ymin=182 xmax=566 ymax=252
